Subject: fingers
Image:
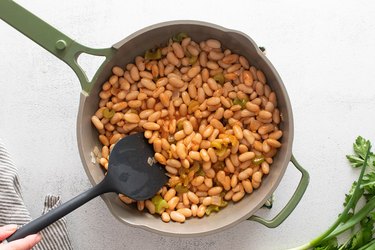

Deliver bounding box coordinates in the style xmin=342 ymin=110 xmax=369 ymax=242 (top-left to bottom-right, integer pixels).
xmin=0 ymin=225 xmax=17 ymax=241
xmin=1 ymin=234 xmax=41 ymax=250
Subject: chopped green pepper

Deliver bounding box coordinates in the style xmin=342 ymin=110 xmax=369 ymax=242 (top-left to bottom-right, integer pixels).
xmin=220 ymin=200 xmax=228 ymax=207
xmin=190 ymin=162 xmax=200 ymax=173
xmin=211 ymin=140 xmax=223 ymax=150
xmin=252 ymin=155 xmax=265 ymax=165
xmin=196 ymin=168 xmax=205 ymax=177
xmin=226 ymin=135 xmax=239 ymax=148
xmin=172 ymin=32 xmax=188 ymax=42
xmin=213 ymin=73 xmax=225 ymax=85
xmin=233 ymin=98 xmax=248 ymax=109
xmin=179 ymin=167 xmax=189 ymax=176
xmin=175 ymin=183 xmax=189 ymax=194
xmin=215 ymin=146 xmax=227 ymax=157
xmin=145 ymin=48 xmax=162 ymax=60
xmin=103 ymin=108 xmax=115 ymax=119
xmin=189 ymin=55 xmax=198 ymax=65
xmin=179 ymin=168 xmax=189 ymax=187
xmin=205 ymin=205 xmax=220 ymax=215
xmin=176 ymin=120 xmax=184 ymax=131
xmin=183 ymin=175 xmax=189 ymax=186
xmin=152 ymin=195 xmax=169 ymax=214
xmin=211 ymin=139 xmax=228 ymax=157
xmin=211 ymin=196 xmax=223 ymax=206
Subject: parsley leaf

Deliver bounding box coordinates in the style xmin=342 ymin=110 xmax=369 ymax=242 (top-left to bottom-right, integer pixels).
xmin=341 ymin=226 xmax=373 ymax=250
xmin=343 ymin=182 xmax=358 ymax=207
xmin=346 ymin=155 xmax=366 ymax=168
xmin=313 ymin=238 xmax=338 ymax=250
xmin=354 ymin=137 xmax=370 ymax=159
xmin=361 ymin=172 xmax=375 ymax=195
xmin=347 ymin=136 xmax=375 ymax=168
xmin=289 ymin=136 xmax=375 ymax=250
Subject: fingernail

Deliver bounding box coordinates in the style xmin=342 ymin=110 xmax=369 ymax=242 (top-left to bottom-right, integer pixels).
xmin=3 ymin=224 xmax=17 ymax=232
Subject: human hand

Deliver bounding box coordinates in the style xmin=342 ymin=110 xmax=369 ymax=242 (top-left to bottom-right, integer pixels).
xmin=0 ymin=225 xmax=41 ymax=250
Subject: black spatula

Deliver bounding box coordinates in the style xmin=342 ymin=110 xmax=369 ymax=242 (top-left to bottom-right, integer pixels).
xmin=6 ymin=133 xmax=168 ymax=242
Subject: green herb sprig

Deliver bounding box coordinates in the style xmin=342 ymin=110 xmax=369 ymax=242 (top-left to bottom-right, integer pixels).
xmin=289 ymin=136 xmax=375 ymax=250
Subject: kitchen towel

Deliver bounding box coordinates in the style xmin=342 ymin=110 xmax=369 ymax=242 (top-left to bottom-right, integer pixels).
xmin=0 ymin=139 xmax=72 ymax=249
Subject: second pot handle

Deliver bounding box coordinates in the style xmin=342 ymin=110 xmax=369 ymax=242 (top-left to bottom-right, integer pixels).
xmin=0 ymin=0 xmax=115 ymax=94
xmin=247 ymin=154 xmax=309 ymax=228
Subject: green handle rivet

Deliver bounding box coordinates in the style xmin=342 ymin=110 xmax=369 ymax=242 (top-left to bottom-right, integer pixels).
xmin=55 ymin=39 xmax=67 ymax=50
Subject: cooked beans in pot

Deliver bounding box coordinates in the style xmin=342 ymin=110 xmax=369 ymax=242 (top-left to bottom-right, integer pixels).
xmin=91 ymin=33 xmax=282 ymax=223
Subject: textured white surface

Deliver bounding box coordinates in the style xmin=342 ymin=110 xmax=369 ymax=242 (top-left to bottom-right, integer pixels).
xmin=1 ymin=0 xmax=375 ymax=249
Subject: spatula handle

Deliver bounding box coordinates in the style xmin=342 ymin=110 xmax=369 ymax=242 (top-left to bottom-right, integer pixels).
xmin=6 ymin=180 xmax=109 ymax=242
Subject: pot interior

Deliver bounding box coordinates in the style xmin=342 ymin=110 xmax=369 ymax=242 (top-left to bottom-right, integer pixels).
xmin=76 ymin=21 xmax=293 ymax=236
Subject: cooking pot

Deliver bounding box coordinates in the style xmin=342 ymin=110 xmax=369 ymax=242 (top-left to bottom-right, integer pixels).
xmin=0 ymin=0 xmax=309 ymax=236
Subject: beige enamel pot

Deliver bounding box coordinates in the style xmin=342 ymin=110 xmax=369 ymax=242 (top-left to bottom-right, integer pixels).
xmin=0 ymin=0 xmax=309 ymax=237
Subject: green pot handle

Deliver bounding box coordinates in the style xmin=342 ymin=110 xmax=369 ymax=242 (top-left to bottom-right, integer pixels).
xmin=0 ymin=0 xmax=116 ymax=94
xmin=248 ymin=154 xmax=309 ymax=228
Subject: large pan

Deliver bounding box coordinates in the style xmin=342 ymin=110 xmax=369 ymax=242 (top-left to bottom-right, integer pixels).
xmin=0 ymin=0 xmax=309 ymax=236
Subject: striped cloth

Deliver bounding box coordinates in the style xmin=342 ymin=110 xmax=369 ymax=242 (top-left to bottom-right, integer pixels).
xmin=0 ymin=140 xmax=72 ymax=249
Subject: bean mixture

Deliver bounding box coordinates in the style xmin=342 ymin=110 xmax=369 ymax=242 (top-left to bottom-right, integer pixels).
xmin=91 ymin=33 xmax=283 ymax=223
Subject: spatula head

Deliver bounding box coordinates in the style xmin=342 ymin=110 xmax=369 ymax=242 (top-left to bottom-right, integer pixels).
xmin=106 ymin=133 xmax=168 ymax=200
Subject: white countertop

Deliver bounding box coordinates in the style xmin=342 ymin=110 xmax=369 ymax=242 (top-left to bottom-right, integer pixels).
xmin=1 ymin=0 xmax=375 ymax=249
